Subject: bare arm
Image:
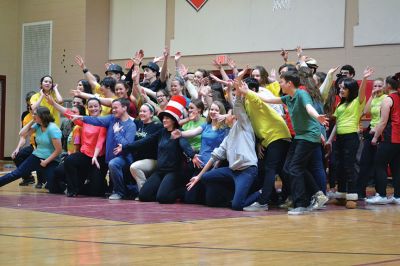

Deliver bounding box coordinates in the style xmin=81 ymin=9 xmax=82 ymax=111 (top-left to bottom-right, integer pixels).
xmin=160 ymin=47 xmax=169 ymax=83
xmin=19 ymin=120 xmax=35 ymax=138
xmin=52 ymin=84 xmax=63 ymax=104
xmin=359 ymin=67 xmax=374 ymax=104
xmin=306 ymin=104 xmax=328 ymax=126
xmin=372 ymin=97 xmax=392 ymax=145
xmin=75 ymin=55 xmax=99 ymax=91
xmin=40 ymin=138 xmax=62 ymax=167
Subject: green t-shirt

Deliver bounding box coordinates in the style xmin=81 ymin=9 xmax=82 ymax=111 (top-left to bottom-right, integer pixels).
xmin=370 ymin=94 xmax=387 ymax=129
xmin=281 ymin=89 xmax=321 ymax=143
xmin=334 ymin=96 xmax=366 ymax=134
xmin=182 ymin=117 xmax=206 ymax=151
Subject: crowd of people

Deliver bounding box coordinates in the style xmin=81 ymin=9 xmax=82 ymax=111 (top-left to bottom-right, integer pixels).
xmin=1 ymin=47 xmax=399 ymax=215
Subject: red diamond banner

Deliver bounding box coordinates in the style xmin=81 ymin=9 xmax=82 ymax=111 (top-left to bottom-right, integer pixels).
xmin=186 ymin=0 xmax=208 ymax=12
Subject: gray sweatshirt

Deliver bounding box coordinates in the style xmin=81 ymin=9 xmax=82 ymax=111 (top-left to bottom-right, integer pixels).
xmin=211 ymin=97 xmax=258 ymax=170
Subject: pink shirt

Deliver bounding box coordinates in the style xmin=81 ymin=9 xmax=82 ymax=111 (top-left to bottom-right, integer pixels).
xmin=65 ymin=110 xmax=107 ymax=157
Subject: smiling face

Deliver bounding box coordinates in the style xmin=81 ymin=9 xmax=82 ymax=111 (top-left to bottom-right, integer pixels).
xmin=139 ymin=105 xmax=153 ymax=123
xmin=373 ymin=80 xmax=384 ymax=96
xmin=156 ymin=91 xmax=168 ymax=106
xmin=115 ymin=83 xmax=128 ymax=98
xmin=170 ymin=80 xmax=183 ymax=96
xmin=41 ymin=76 xmax=53 ymax=92
xmin=87 ymin=99 xmax=101 ymax=117
xmin=112 ymin=101 xmax=126 ymax=119
xmin=162 ymin=115 xmax=175 ymax=131
xmin=208 ymin=103 xmax=220 ymax=121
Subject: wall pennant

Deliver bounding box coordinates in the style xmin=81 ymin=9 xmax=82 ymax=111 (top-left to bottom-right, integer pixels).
xmin=186 ymin=0 xmax=208 ymax=12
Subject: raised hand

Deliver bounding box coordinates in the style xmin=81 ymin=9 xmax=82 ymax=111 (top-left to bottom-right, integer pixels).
xmin=75 ymin=55 xmax=86 ymax=69
xmin=132 ymin=49 xmax=144 ymax=66
xmin=227 ymin=57 xmax=236 ymax=69
xmin=174 ymin=51 xmax=182 ymax=62
xmin=363 ymin=66 xmax=374 ymax=79
xmin=280 ymin=49 xmax=289 ymax=62
xmin=178 ymin=64 xmax=189 ymax=78
xmin=328 ymin=66 xmax=340 ymax=75
xmin=105 ymin=62 xmax=111 ymax=71
xmin=296 ymin=45 xmax=303 ymax=58
xmin=113 ymin=122 xmax=123 ymax=133
xmin=212 ymin=59 xmax=222 ymax=70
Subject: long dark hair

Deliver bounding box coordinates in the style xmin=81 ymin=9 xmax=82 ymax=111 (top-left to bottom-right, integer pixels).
xmin=36 ymin=106 xmax=54 ymax=127
xmin=339 ymin=78 xmax=359 ymax=105
xmin=299 ymin=66 xmax=323 ymax=103
xmin=79 ymin=79 xmax=92 ymax=94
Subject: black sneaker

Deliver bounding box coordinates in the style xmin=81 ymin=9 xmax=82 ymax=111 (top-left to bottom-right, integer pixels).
xmin=19 ymin=177 xmax=35 ymax=186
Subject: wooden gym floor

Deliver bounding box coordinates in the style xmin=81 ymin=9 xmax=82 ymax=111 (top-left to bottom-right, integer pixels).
xmin=0 ymin=161 xmax=400 ymax=265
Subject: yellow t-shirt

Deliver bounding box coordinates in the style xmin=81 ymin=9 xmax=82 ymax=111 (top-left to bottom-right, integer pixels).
xmin=265 ymin=81 xmax=281 ymax=97
xmin=334 ymin=97 xmax=366 ymax=135
xmin=94 ymin=83 xmax=116 ymax=116
xmin=22 ymin=112 xmax=35 ymax=147
xmin=370 ymin=94 xmax=387 ymax=129
xmin=244 ymin=90 xmax=291 ymax=148
xmin=30 ymin=92 xmax=61 ymax=126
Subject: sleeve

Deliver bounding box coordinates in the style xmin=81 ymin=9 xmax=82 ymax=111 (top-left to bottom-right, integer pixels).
xmin=179 ymin=137 xmax=195 ymax=159
xmin=49 ymin=125 xmax=62 ymax=139
xmin=247 ymin=90 xmax=280 ymax=116
xmin=73 ymin=127 xmax=81 ymax=145
xmin=95 ymin=126 xmax=107 ymax=150
xmin=122 ymin=129 xmax=160 ymax=153
xmin=280 ymin=95 xmax=289 ymax=105
xmin=299 ymin=90 xmax=313 ymax=106
xmin=211 ymin=136 xmax=227 ymax=161
xmin=233 ymin=97 xmax=252 ymax=130
xmin=83 ymin=115 xmax=112 ymax=127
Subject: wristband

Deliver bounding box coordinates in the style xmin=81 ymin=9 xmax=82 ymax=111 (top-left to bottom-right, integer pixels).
xmin=83 ymin=68 xmax=89 ymax=74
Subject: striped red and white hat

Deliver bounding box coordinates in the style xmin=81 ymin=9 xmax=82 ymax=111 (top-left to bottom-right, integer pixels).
xmin=158 ymin=95 xmax=186 ymax=126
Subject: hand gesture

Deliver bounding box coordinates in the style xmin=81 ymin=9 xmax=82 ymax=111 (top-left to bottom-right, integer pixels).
xmin=132 ymin=49 xmax=144 ymax=66
xmin=212 ymin=59 xmax=222 ymax=70
xmin=215 ymin=113 xmax=227 ymax=123
xmin=327 ymin=66 xmax=340 ymax=75
xmin=170 ymin=129 xmax=182 ymax=139
xmin=45 ymin=95 xmax=55 ymax=105
xmin=192 ymin=154 xmax=204 ymax=169
xmin=113 ymin=144 xmax=122 ymax=155
xmin=280 ymin=49 xmax=289 ymax=62
xmin=227 ymin=57 xmax=236 ymax=69
xmin=92 ymin=156 xmax=100 ymax=169
xmin=113 ymin=122 xmax=123 ymax=133
xmin=70 ymin=114 xmax=83 ymax=122
xmin=186 ymin=175 xmax=201 ymax=191
xmin=75 ymin=55 xmax=86 ymax=69
xmin=174 ymin=51 xmax=182 ymax=62
xmin=269 ymin=68 xmax=277 ymax=82
xmin=363 ymin=66 xmax=374 ymax=79
xmin=11 ymin=148 xmax=20 ymax=160
xmin=317 ymin=114 xmax=329 ymax=126
xmin=53 ymin=83 xmax=59 ymax=91
xmin=105 ymin=62 xmax=111 ymax=71
xmin=71 ymin=89 xmax=82 ymax=97
xmin=131 ymin=67 xmax=139 ymax=81
xmin=179 ymin=64 xmax=189 ymax=78
xmin=296 ymin=45 xmax=303 ymax=58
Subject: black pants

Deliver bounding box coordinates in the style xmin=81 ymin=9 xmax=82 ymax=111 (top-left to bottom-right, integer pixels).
xmin=357 ymin=130 xmax=377 ymax=197
xmin=374 ymin=142 xmax=400 ymax=197
xmin=335 ymin=133 xmax=360 ymax=194
xmin=283 ymin=139 xmax=320 ymax=208
xmin=63 ymin=152 xmax=108 ymax=196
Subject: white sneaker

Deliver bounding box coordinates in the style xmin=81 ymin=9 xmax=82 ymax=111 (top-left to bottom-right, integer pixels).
xmin=108 ymin=193 xmax=122 ymax=200
xmin=288 ymin=207 xmax=309 ymax=215
xmin=366 ymin=193 xmax=393 ymax=205
xmin=308 ymin=191 xmax=329 ymax=210
xmin=243 ymin=202 xmax=268 ymax=212
xmin=392 ymin=197 xmax=400 ymax=205
xmin=133 ymin=175 xmax=147 ymax=191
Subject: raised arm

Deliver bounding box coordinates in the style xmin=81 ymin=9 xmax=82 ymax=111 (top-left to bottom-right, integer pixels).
xmin=320 ymin=66 xmax=339 ymax=102
xmin=159 ymin=47 xmax=169 ymax=83
xmin=359 ymin=67 xmax=374 ymax=104
xmin=75 ymin=55 xmax=99 ymax=91
xmin=52 ymin=84 xmax=63 ymax=104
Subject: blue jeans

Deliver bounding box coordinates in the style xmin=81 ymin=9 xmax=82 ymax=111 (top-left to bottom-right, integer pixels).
xmin=108 ymin=155 xmax=133 ymax=197
xmin=201 ymin=166 xmax=258 ymax=211
xmin=308 ymin=145 xmax=327 ymax=194
xmin=0 ymin=154 xmax=58 ymax=188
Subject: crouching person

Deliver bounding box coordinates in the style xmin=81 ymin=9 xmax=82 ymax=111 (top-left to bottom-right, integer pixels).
xmin=187 ymin=80 xmax=258 ymax=211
